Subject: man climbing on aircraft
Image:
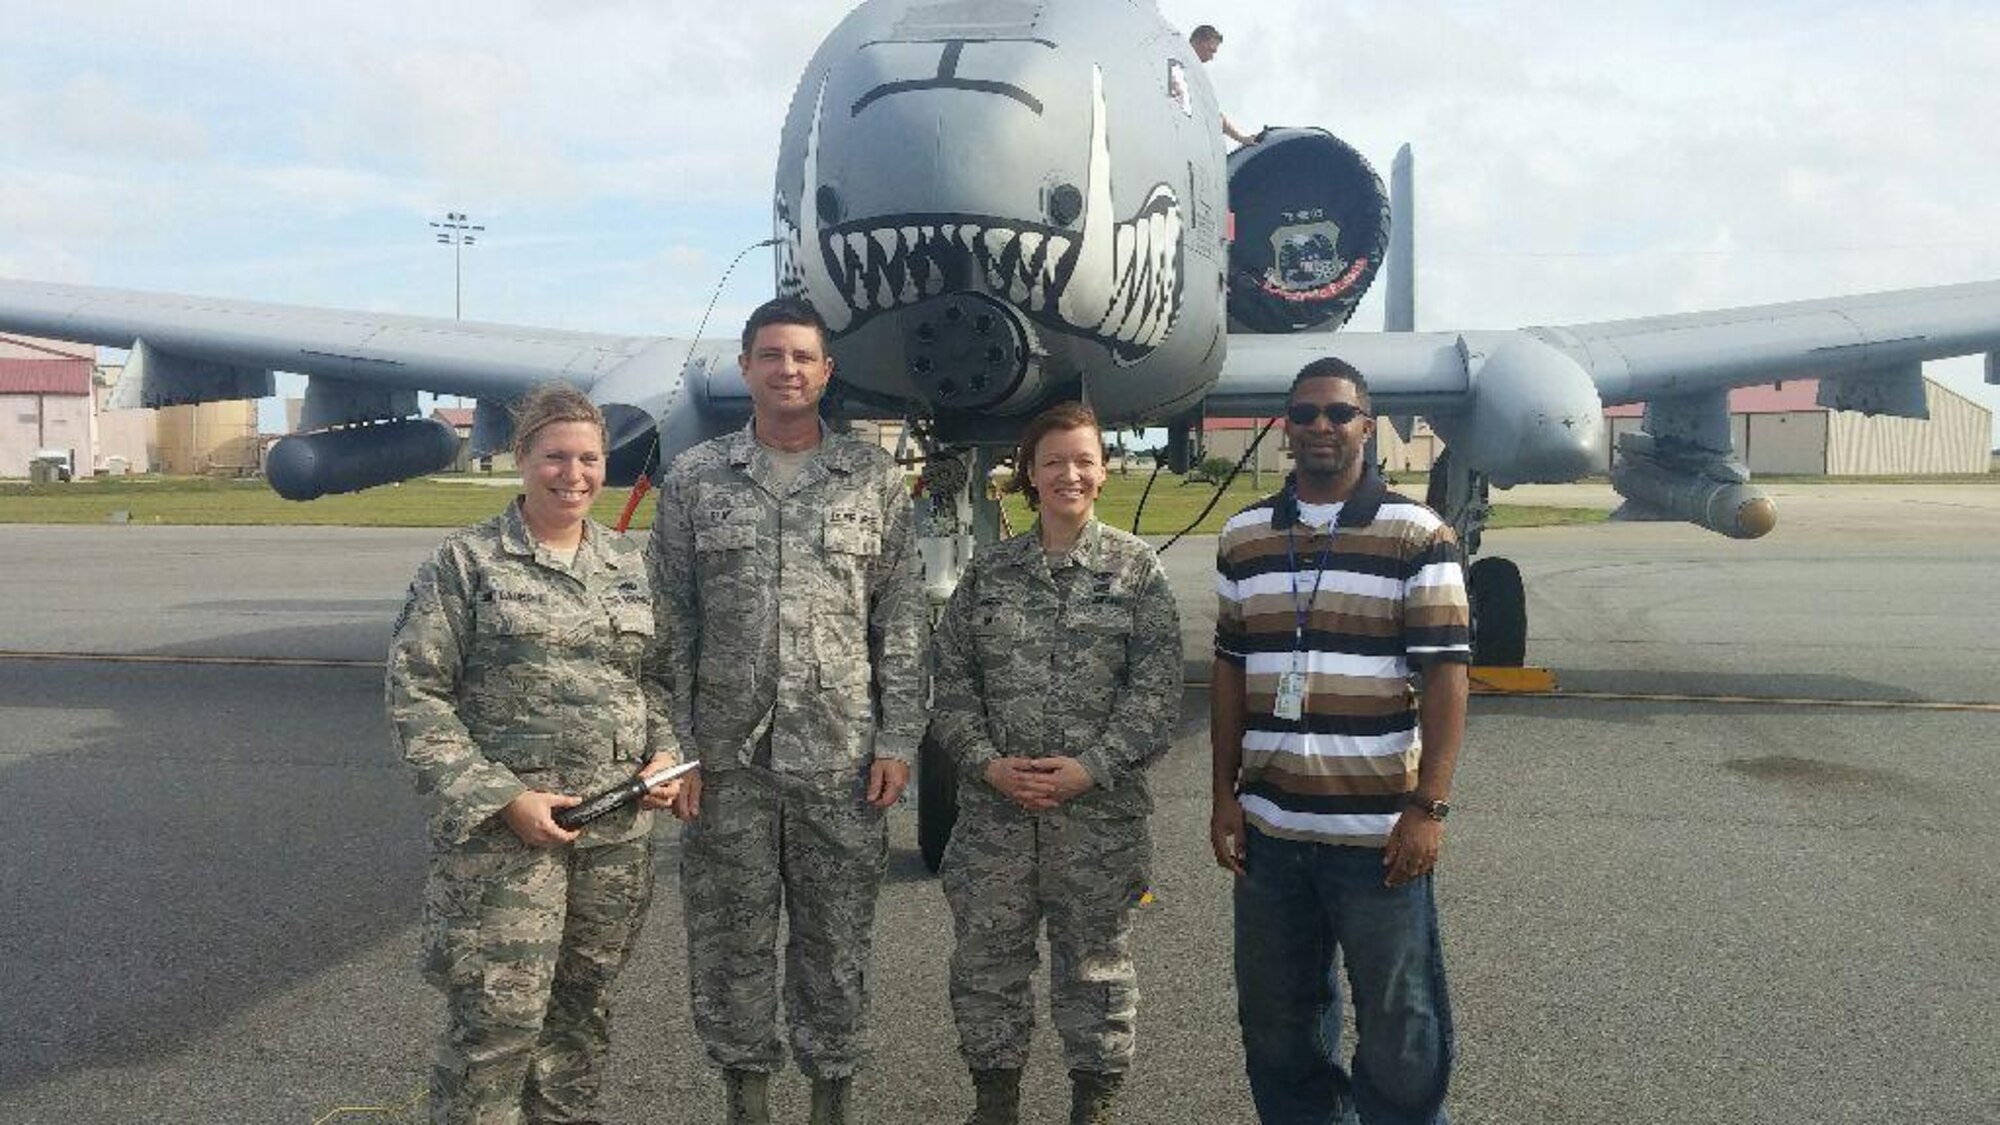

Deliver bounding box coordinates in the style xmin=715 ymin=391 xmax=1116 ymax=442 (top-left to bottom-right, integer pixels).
xmin=1190 ymin=24 xmax=1263 ymax=148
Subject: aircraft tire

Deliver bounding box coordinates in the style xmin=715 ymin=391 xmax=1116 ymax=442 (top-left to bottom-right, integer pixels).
xmin=1468 ymin=556 xmax=1527 ymax=666
xmin=917 ymin=730 xmax=958 ymax=874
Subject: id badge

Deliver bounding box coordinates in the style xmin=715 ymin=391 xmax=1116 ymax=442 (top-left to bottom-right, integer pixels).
xmin=1274 ymin=671 xmax=1306 ymax=721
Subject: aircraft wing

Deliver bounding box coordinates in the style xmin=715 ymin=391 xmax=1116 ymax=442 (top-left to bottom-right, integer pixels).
xmin=1532 ymin=278 xmax=2000 ymax=407
xmin=0 ymin=277 xmax=748 ymax=488
xmin=0 ymin=277 xmax=664 ymax=403
xmin=1210 ymin=278 xmax=2000 ymax=415
xmin=1207 ymin=278 xmax=2000 ymax=491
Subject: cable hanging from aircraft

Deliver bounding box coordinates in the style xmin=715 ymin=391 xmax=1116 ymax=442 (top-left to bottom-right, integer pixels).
xmin=614 ymin=237 xmax=780 ymax=534
xmin=1127 ymin=416 xmax=1280 ymax=554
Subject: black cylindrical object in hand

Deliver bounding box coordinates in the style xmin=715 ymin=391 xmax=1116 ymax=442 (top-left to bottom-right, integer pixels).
xmin=554 ymin=760 xmax=699 ymax=830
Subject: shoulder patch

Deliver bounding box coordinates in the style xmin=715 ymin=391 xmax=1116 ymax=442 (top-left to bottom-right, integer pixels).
xmin=391 ymin=565 xmax=438 ymax=637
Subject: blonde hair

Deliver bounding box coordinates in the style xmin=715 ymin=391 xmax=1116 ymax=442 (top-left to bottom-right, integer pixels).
xmin=510 ymin=382 xmax=606 ymax=461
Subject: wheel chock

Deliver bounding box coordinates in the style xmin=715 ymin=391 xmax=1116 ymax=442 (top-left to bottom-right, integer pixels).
xmin=1468 ymin=666 xmax=1558 ymax=694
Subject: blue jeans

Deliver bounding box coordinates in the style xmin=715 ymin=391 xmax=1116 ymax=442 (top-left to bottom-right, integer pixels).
xmin=1234 ymin=826 xmax=1454 ymax=1125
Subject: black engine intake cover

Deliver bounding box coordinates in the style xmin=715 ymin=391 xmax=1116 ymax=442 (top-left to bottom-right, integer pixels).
xmin=1225 ymin=128 xmax=1390 ymax=335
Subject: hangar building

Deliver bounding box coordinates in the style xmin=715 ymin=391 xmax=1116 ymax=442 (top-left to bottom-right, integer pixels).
xmin=1600 ymin=378 xmax=1991 ymax=476
xmin=1202 ymin=376 xmax=1989 ymax=479
xmin=0 ymin=336 xmax=94 ymax=477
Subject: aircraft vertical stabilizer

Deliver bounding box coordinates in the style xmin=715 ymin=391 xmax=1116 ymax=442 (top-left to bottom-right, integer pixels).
xmin=1385 ymin=144 xmax=1415 ymax=333
xmin=1383 ymin=145 xmax=1417 ymax=442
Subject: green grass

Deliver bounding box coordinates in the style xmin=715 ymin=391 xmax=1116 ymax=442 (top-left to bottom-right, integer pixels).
xmin=1745 ymin=472 xmax=1995 ymax=484
xmin=0 ymin=472 xmax=1609 ymax=533
xmin=1007 ymin=472 xmax=1607 ymax=535
xmin=0 ymin=475 xmax=661 ymax=529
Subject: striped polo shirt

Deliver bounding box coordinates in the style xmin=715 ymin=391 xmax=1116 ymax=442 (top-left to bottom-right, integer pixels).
xmin=1214 ymin=471 xmax=1471 ymax=847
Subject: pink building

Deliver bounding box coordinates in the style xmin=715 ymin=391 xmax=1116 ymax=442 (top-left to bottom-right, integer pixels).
xmin=0 ymin=336 xmax=93 ymax=477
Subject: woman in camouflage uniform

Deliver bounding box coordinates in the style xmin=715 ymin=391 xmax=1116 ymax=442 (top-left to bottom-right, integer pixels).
xmin=931 ymin=402 xmax=1184 ymax=1125
xmin=386 ymin=384 xmax=682 ymax=1125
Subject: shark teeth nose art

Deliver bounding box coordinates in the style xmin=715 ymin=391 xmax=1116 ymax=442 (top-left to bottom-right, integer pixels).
xmin=820 ymin=221 xmax=1077 ymax=316
xmin=778 ymin=66 xmax=1184 ymax=363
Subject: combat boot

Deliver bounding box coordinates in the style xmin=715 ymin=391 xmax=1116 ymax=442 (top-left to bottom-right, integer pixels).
xmin=809 ymin=1074 xmax=852 ymax=1125
xmin=963 ymin=1068 xmax=1022 ymax=1125
xmin=723 ymin=1068 xmax=770 ymax=1125
xmin=1067 ymin=1069 xmax=1122 ymax=1125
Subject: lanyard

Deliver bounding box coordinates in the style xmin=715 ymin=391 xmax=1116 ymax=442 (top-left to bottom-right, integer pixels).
xmin=1285 ymin=517 xmax=1337 ymax=658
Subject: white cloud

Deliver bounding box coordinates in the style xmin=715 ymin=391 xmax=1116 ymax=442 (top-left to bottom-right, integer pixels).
xmin=3 ymin=72 xmax=211 ymax=159
xmin=1 ymin=0 xmax=1995 ymax=435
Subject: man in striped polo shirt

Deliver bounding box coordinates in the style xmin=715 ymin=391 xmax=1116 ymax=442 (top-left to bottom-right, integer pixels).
xmin=1210 ymin=357 xmax=1470 ymax=1124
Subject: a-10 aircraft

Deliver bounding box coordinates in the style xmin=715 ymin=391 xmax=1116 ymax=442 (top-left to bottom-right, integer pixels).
xmin=2 ymin=6 xmax=1997 ymax=667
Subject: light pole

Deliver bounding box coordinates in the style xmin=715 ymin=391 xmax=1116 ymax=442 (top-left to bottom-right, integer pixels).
xmin=430 ymin=210 xmax=484 ymax=320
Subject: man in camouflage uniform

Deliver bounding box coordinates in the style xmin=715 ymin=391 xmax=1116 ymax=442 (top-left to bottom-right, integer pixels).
xmin=930 ymin=404 xmax=1184 ymax=1125
xmin=651 ymin=297 xmax=927 ymax=1125
xmin=388 ymin=488 xmax=677 ymax=1124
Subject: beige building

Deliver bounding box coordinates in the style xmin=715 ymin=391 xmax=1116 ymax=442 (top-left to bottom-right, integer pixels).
xmin=1207 ymin=375 xmax=1990 ymax=483
xmin=157 ymin=400 xmax=260 ymax=476
xmin=90 ymin=362 xmax=153 ymax=473
xmin=426 ymin=406 xmax=514 ymax=473
xmin=1203 ymin=414 xmax=1442 ymax=480
xmin=2 ymin=336 xmax=167 ymax=477
xmin=431 ymin=406 xmax=479 ymax=472
xmin=1603 ymin=378 xmax=1990 ymax=476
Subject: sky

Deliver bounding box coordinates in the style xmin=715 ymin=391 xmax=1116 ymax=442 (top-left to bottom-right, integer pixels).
xmin=3 ymin=0 xmax=1997 ymax=444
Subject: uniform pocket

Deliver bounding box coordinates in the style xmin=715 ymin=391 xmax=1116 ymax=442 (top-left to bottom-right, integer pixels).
xmin=696 ymin=523 xmax=756 ymax=552
xmin=816 ymin=623 xmax=873 ymax=690
xmin=1070 ymin=604 xmax=1132 ymax=635
xmin=823 ymin=507 xmax=882 ymax=555
xmin=972 ymin=605 xmax=1024 ymax=671
xmin=608 ymin=602 xmax=655 ymax=637
xmin=483 ymin=731 xmax=561 ymax=772
xmin=476 ymin=602 xmax=548 ymax=638
xmin=421 ymin=830 xmax=538 ymax=987
xmin=973 ymin=602 xmax=1025 ymax=638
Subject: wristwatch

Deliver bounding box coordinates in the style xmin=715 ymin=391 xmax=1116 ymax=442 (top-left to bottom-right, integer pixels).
xmin=1405 ymin=794 xmax=1451 ymax=821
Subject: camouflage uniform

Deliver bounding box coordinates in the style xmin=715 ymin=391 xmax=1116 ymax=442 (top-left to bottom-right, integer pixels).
xmin=930 ymin=519 xmax=1183 ymax=1075
xmin=650 ymin=423 xmax=927 ymax=1079
xmin=387 ymin=498 xmax=677 ymax=1125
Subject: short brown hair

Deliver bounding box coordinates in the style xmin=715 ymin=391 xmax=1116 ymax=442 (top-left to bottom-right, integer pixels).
xmin=1191 ymin=24 xmax=1223 ymax=46
xmin=510 ymin=382 xmax=606 ymax=461
xmin=1009 ymin=401 xmax=1103 ymax=510
xmin=740 ymin=296 xmax=829 ymax=355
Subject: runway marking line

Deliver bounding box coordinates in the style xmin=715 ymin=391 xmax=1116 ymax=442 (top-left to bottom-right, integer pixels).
xmin=7 ymin=651 xmax=1997 ymax=714
xmin=0 ymin=650 xmax=378 ymax=669
xmin=310 ymin=1086 xmax=425 ymax=1123
xmin=1179 ymin=675 xmax=2000 ymax=714
xmin=1476 ymin=688 xmax=2000 ymax=714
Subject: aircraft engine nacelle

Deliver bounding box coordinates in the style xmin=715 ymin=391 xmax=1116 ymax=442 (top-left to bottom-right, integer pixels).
xmin=1610 ymin=433 xmax=1778 ymax=540
xmin=1226 ymin=128 xmax=1390 ymax=335
xmin=1433 ymin=332 xmax=1604 ymax=487
xmin=265 ymin=418 xmax=462 ymax=502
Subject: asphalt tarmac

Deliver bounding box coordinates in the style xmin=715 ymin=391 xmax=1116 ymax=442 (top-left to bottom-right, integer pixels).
xmin=1 ymin=483 xmax=1995 ymax=1124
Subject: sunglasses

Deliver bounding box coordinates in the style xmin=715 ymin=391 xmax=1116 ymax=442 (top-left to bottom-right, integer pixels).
xmin=1285 ymin=402 xmax=1371 ymax=426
